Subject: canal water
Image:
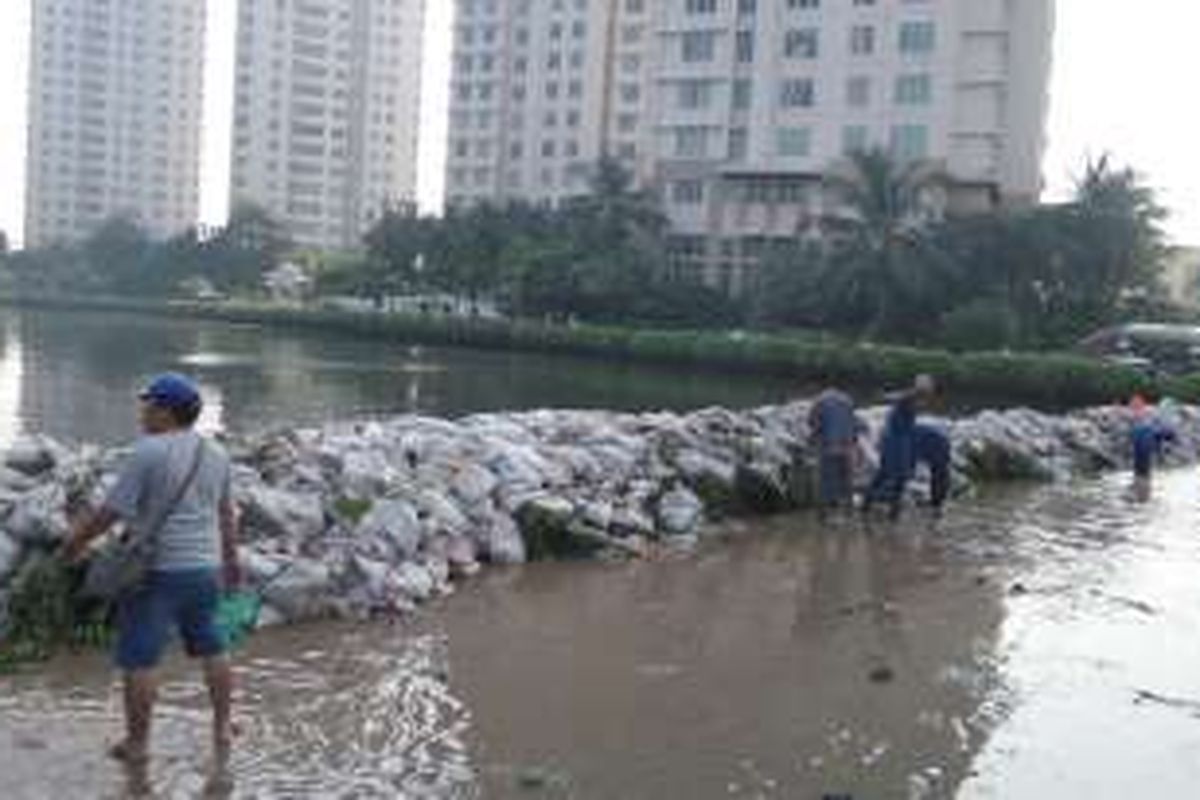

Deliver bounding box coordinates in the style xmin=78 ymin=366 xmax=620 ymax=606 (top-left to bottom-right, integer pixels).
xmin=2 ymin=307 xmax=1199 ymax=797
xmin=0 ymin=307 xmax=808 ymax=446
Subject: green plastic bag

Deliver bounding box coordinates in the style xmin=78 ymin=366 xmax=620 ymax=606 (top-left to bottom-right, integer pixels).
xmin=215 ymin=592 xmax=262 ymax=650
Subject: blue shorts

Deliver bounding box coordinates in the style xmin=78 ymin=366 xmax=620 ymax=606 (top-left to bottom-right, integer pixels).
xmin=115 ymin=569 xmax=225 ymax=671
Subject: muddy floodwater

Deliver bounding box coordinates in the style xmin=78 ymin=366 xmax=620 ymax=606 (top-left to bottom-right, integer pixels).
xmin=5 ymin=470 xmax=1200 ymax=798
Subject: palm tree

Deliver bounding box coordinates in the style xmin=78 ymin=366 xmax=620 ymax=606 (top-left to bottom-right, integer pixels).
xmin=1065 ymin=156 xmax=1168 ymax=323
xmin=816 ymin=148 xmax=957 ymax=339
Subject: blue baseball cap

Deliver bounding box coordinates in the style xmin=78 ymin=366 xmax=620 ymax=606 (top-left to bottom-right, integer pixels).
xmin=139 ymin=373 xmax=202 ymax=410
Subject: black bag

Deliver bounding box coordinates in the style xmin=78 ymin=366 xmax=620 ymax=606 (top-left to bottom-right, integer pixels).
xmin=82 ymin=438 xmax=207 ymax=601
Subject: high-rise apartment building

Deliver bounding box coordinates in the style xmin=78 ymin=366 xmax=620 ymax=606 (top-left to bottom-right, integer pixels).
xmin=230 ymin=0 xmax=426 ymax=252
xmin=446 ymin=0 xmax=1055 ymax=291
xmin=25 ymin=0 xmax=207 ymax=248
xmin=445 ymin=0 xmax=655 ymax=208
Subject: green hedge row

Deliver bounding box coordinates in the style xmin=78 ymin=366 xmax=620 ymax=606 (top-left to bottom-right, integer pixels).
xmin=2 ymin=294 xmax=1173 ymax=408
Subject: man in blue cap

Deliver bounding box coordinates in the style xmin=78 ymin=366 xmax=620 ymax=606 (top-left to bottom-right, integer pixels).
xmin=65 ymin=373 xmax=241 ymax=766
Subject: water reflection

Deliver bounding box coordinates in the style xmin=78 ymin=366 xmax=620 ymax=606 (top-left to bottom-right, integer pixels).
xmin=0 ymin=315 xmax=25 ymax=448
xmin=959 ymin=473 xmax=1200 ymax=799
xmin=0 ymin=307 xmax=804 ymax=445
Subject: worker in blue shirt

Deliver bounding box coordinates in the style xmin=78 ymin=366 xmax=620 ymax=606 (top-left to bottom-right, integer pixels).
xmin=1130 ymin=396 xmax=1177 ymax=480
xmin=864 ymin=375 xmax=937 ymax=520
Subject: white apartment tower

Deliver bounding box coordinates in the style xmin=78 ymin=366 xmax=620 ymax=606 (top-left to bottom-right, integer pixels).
xmin=230 ymin=0 xmax=426 ymax=252
xmin=445 ymin=0 xmax=655 ymax=208
xmin=25 ymin=0 xmax=207 ymax=248
xmin=446 ymin=0 xmax=1055 ymax=291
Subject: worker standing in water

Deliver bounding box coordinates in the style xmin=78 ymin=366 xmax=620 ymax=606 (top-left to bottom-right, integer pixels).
xmin=1130 ymin=394 xmax=1177 ymax=483
xmin=808 ymin=387 xmax=866 ymax=520
xmin=863 ymin=375 xmax=937 ymax=521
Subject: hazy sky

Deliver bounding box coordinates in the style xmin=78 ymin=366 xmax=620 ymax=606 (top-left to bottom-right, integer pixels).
xmin=1 ymin=1 xmax=1197 ymax=247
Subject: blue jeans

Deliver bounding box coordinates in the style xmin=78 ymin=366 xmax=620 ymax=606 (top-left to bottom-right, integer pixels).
xmin=115 ymin=569 xmax=225 ymax=671
xmin=818 ymin=451 xmax=854 ymax=508
xmin=866 ymin=436 xmax=914 ymax=510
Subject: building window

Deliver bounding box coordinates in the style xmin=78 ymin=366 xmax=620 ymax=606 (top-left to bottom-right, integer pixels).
xmin=736 ymin=30 xmax=755 ymax=63
xmin=671 ymin=179 xmax=705 ymax=204
xmin=681 ymin=31 xmax=717 ymax=62
xmin=685 ymin=0 xmax=717 ymax=13
xmin=776 ymin=127 xmax=811 ymax=157
xmin=846 ymin=75 xmax=871 ymax=108
xmin=674 ymin=126 xmax=709 ymax=158
xmin=850 ymin=25 xmax=875 ymax=55
xmin=890 ymin=124 xmax=928 ymax=161
xmin=728 ymin=127 xmax=748 ymax=161
xmin=894 ymin=73 xmax=932 ymax=105
xmin=732 ymin=78 xmax=753 ymax=111
xmin=842 ymin=125 xmax=869 ymax=155
xmin=780 ymin=78 xmax=815 ymax=108
xmin=784 ymin=28 xmax=819 ymax=59
xmin=677 ymin=80 xmax=713 ymax=110
xmin=899 ymin=21 xmax=936 ymax=54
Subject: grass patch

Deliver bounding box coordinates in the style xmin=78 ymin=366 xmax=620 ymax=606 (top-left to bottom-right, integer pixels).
xmin=333 ymin=496 xmax=374 ymax=525
xmin=0 ymin=553 xmax=113 ymax=670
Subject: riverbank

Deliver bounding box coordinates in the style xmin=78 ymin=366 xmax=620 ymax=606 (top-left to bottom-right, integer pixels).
xmin=2 ymin=398 xmax=1196 ymax=644
xmin=0 ymin=292 xmax=1176 ymax=408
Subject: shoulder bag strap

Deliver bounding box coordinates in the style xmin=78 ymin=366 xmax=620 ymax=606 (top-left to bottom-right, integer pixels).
xmin=143 ymin=437 xmax=208 ymax=549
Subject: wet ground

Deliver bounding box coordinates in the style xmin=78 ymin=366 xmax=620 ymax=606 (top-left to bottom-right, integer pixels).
xmin=4 ymin=470 xmax=1200 ymax=798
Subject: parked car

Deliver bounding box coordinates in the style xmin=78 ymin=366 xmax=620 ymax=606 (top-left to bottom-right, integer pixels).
xmin=1079 ymin=323 xmax=1200 ymax=375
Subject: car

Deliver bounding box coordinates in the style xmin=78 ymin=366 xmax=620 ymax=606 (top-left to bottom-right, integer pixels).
xmin=1080 ymin=323 xmax=1200 ymax=376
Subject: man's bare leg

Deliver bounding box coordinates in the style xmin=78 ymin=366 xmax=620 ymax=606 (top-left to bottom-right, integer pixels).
xmin=111 ymin=669 xmax=156 ymax=763
xmin=204 ymin=655 xmax=235 ymax=759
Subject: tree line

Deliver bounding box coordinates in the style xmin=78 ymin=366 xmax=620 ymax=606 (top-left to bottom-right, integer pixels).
xmin=3 ymin=204 xmax=291 ymax=299
xmin=752 ymin=151 xmax=1170 ymax=350
xmin=0 ymin=153 xmax=1171 ymax=351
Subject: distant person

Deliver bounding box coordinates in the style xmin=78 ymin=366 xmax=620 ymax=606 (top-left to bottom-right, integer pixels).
xmin=65 ymin=373 xmax=241 ymax=767
xmin=808 ymin=387 xmax=866 ymax=518
xmin=913 ymin=423 xmax=952 ymax=516
xmin=863 ymin=375 xmax=937 ymax=521
xmin=1130 ymin=395 xmax=1177 ymax=481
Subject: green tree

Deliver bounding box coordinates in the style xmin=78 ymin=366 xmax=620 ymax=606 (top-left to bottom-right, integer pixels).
xmin=426 ymin=201 xmax=552 ymax=311
xmin=559 ymin=157 xmax=669 ymax=319
xmin=499 ymin=234 xmax=582 ymax=320
xmin=815 ymin=149 xmax=958 ymax=338
xmin=4 ymin=245 xmax=93 ymax=295
xmin=748 ymin=241 xmax=825 ymax=328
xmin=362 ymin=203 xmax=431 ymax=304
xmin=937 ymin=157 xmax=1169 ymax=347
xmin=1062 ymin=157 xmax=1168 ymax=326
xmin=202 ymin=203 xmax=292 ymax=293
xmin=83 ymin=216 xmax=153 ymax=292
